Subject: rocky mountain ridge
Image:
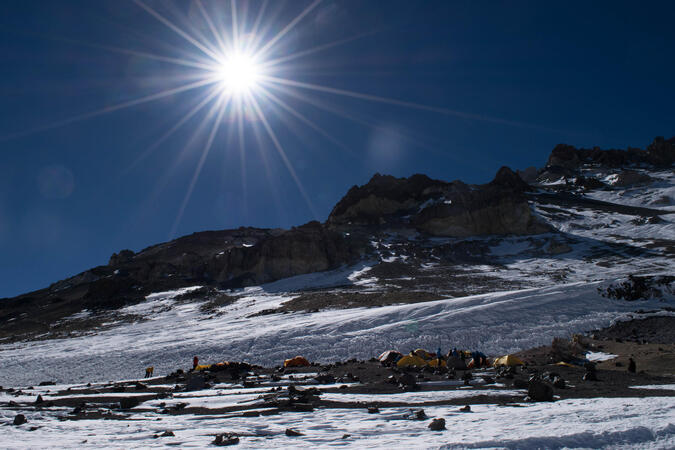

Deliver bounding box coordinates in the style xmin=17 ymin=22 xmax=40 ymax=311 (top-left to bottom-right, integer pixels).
xmin=1 ymin=136 xmax=673 ymax=341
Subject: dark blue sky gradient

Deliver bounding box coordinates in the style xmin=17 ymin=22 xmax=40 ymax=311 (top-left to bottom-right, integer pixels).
xmin=1 ymin=1 xmax=674 ymax=297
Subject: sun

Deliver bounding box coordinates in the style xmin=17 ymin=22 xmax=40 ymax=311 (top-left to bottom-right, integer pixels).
xmin=212 ymin=51 xmax=262 ymax=95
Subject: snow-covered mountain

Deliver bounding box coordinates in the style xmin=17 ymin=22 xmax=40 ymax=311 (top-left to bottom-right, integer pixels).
xmin=0 ymin=137 xmax=673 ymax=387
xmin=1 ymin=137 xmax=674 ymax=449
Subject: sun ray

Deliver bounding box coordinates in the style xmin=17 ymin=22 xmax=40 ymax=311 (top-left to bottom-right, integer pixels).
xmin=246 ymin=92 xmax=318 ymax=220
xmin=262 ymin=76 xmax=561 ymax=131
xmin=254 ymin=0 xmax=323 ymax=59
xmin=248 ymin=113 xmax=289 ymax=225
xmin=3 ymin=29 xmax=215 ymax=72
xmin=133 ymin=0 xmax=220 ymax=62
xmin=265 ymin=83 xmax=493 ymax=170
xmin=262 ymin=30 xmax=381 ymax=69
xmin=246 ymin=0 xmax=271 ymax=54
xmin=162 ymin=1 xmax=222 ymax=59
xmin=236 ymin=99 xmax=249 ymax=223
xmin=258 ymin=87 xmax=358 ymax=157
xmin=231 ymin=0 xmax=240 ymax=49
xmin=0 ymin=77 xmax=215 ymax=142
xmin=194 ymin=0 xmax=227 ymax=55
xmin=122 ymin=87 xmax=222 ymax=174
xmin=170 ymin=93 xmax=231 ymax=238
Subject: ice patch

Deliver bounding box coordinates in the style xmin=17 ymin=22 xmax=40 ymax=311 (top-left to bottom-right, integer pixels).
xmin=586 ymin=351 xmax=618 ymax=362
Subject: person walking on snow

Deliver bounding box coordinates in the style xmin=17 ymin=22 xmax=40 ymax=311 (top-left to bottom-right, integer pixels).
xmin=193 ymin=356 xmax=199 ymax=370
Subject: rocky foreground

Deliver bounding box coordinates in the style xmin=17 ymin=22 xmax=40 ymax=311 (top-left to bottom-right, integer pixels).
xmin=2 ymin=318 xmax=674 ymax=448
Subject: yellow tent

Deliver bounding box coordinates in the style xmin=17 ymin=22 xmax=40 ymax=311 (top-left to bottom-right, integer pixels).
xmin=397 ymin=355 xmax=428 ymax=368
xmin=413 ymin=349 xmax=436 ymax=360
xmin=428 ymin=358 xmax=447 ymax=368
xmin=493 ymin=355 xmax=524 ymax=367
xmin=194 ymin=364 xmax=212 ymax=371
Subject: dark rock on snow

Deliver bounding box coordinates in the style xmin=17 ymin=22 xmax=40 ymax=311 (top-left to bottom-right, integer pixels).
xmin=213 ymin=433 xmax=239 ymax=446
xmin=527 ymin=378 xmax=554 ymax=402
xmin=13 ymin=414 xmax=27 ymax=425
xmin=428 ymin=418 xmax=446 ymax=431
xmin=119 ymin=397 xmax=141 ymax=409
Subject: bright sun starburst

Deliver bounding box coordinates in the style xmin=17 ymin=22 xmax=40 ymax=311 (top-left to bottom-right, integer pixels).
xmin=5 ymin=0 xmax=488 ymax=239
xmin=212 ymin=51 xmax=261 ymax=94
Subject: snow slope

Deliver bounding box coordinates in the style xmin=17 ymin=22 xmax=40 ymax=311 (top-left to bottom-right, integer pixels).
xmin=0 ymin=277 xmax=672 ymax=387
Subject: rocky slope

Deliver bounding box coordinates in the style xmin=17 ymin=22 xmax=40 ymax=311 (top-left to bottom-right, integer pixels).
xmin=0 ymin=136 xmax=673 ymax=343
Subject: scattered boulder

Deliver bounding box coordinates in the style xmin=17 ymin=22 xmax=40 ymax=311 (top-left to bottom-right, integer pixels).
xmin=459 ymin=405 xmax=471 ymax=412
xmin=160 ymin=430 xmax=175 ymax=437
xmin=13 ymin=414 xmax=27 ymax=426
xmin=398 ymin=373 xmax=418 ymax=391
xmin=367 ymin=406 xmax=379 ymax=414
xmin=285 ymin=428 xmax=303 ymax=436
xmin=35 ymin=395 xmax=44 ymax=404
xmin=213 ymin=433 xmax=239 ymax=446
xmin=428 ymin=418 xmax=446 ymax=431
xmin=134 ymin=382 xmax=148 ymax=391
xmin=527 ymin=378 xmax=554 ymax=402
xmin=411 ymin=409 xmax=427 ymax=420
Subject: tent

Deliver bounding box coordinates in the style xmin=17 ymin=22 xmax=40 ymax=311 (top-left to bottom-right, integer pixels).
xmin=413 ymin=349 xmax=436 ymax=360
xmin=428 ymin=358 xmax=447 ymax=368
xmin=493 ymin=355 xmax=524 ymax=367
xmin=284 ymin=356 xmax=310 ymax=368
xmin=194 ymin=364 xmax=212 ymax=371
xmin=378 ymin=350 xmax=403 ymax=364
xmin=397 ymin=355 xmax=427 ymax=368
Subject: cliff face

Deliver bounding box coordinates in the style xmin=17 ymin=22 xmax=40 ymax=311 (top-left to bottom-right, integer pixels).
xmin=328 ymin=167 xmax=547 ymax=237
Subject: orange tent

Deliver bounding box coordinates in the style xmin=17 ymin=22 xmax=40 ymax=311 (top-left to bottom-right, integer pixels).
xmin=284 ymin=356 xmax=310 ymax=368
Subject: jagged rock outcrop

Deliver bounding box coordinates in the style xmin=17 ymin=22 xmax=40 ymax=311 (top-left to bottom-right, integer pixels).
xmin=546 ymin=137 xmax=674 ymax=170
xmin=108 ymin=249 xmax=135 ymax=266
xmin=107 ymin=222 xmax=367 ymax=290
xmin=328 ymin=167 xmax=547 ymax=237
xmin=327 ymin=173 xmax=449 ymax=225
xmin=415 ymin=167 xmax=548 ymax=237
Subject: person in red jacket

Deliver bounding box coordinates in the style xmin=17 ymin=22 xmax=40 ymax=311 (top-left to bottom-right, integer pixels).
xmin=193 ymin=356 xmax=199 ymax=370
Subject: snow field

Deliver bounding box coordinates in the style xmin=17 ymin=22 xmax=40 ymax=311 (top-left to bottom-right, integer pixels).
xmin=2 ymin=395 xmax=674 ymax=449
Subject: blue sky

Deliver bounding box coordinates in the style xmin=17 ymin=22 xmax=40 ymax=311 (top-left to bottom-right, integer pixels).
xmin=1 ymin=0 xmax=674 ymax=298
